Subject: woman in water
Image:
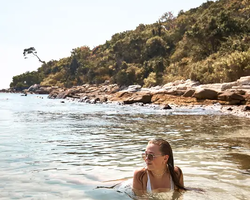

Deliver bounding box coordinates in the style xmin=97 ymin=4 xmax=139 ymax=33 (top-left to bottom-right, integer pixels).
xmin=133 ymin=138 xmax=185 ymax=196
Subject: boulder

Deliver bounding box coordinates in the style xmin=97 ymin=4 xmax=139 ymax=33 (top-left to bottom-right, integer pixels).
xmin=35 ymin=89 xmax=50 ymax=94
xmin=218 ymin=91 xmax=245 ymax=105
xmin=199 ymin=83 xmax=223 ymax=92
xmin=176 ymin=84 xmax=187 ymax=90
xmin=193 ymin=89 xmax=218 ymax=100
xmin=182 ymin=89 xmax=195 ymax=97
xmin=26 ymin=84 xmax=53 ymax=94
xmin=48 ymin=90 xmax=59 ymax=99
xmin=161 ymin=104 xmax=172 ymax=109
xmin=28 ymin=84 xmax=40 ymax=92
xmin=90 ymin=98 xmax=100 ymax=104
xmin=48 ymin=89 xmax=68 ymax=99
xmin=123 ymin=92 xmax=152 ymax=104
xmin=218 ymin=91 xmax=245 ymax=101
xmin=166 ymin=89 xmax=186 ymax=96
xmin=126 ymin=85 xmax=142 ymax=92
xmin=226 ymin=89 xmax=246 ymax=95
xmin=57 ymin=90 xmax=74 ymax=99
xmin=116 ymin=91 xmax=130 ymax=98
xmin=237 ymin=76 xmax=250 ymax=85
xmin=221 ymin=82 xmax=238 ymax=91
xmin=243 ymin=105 xmax=250 ymax=111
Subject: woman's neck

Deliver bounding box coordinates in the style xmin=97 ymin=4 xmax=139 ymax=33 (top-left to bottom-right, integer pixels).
xmin=151 ymin=169 xmax=167 ymax=178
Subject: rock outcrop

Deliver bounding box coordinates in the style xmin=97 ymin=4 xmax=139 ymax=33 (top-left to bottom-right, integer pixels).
xmin=42 ymin=76 xmax=250 ymax=107
xmin=2 ymin=76 xmax=250 ymax=117
xmin=3 ymin=76 xmax=247 ymax=108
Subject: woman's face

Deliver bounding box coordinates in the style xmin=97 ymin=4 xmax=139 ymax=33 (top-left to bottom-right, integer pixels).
xmin=145 ymin=143 xmax=169 ymax=171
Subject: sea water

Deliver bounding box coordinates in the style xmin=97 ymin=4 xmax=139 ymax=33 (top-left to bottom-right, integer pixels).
xmin=0 ymin=93 xmax=249 ymax=200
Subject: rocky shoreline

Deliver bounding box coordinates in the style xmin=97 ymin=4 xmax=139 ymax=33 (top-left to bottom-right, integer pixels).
xmin=1 ymin=76 xmax=250 ymax=118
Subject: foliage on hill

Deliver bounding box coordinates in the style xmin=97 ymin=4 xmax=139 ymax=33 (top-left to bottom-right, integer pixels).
xmin=11 ymin=0 xmax=250 ymax=90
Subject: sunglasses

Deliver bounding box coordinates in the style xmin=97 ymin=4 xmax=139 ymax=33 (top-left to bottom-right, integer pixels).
xmin=142 ymin=153 xmax=163 ymax=161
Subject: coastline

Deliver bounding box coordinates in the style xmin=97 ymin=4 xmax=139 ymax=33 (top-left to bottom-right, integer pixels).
xmin=63 ymin=92 xmax=249 ymax=118
xmin=1 ymin=77 xmax=250 ymax=118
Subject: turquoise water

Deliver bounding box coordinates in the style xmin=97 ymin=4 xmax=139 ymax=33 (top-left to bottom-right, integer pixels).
xmin=0 ymin=93 xmax=249 ymax=200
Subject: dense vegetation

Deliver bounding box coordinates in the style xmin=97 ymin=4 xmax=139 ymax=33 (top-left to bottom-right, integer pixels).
xmin=11 ymin=0 xmax=250 ymax=90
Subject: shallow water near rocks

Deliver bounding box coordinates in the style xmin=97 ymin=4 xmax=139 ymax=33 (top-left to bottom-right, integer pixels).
xmin=0 ymin=93 xmax=249 ymax=200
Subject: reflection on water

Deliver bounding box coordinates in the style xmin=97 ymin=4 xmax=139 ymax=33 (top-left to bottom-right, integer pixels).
xmin=0 ymin=93 xmax=249 ymax=200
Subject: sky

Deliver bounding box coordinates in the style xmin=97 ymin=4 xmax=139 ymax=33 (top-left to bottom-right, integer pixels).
xmin=0 ymin=0 xmax=214 ymax=89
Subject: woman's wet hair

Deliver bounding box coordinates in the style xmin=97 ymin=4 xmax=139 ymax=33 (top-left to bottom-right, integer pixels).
xmin=148 ymin=138 xmax=186 ymax=190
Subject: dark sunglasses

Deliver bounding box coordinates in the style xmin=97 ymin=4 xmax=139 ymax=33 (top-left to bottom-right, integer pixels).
xmin=142 ymin=153 xmax=163 ymax=161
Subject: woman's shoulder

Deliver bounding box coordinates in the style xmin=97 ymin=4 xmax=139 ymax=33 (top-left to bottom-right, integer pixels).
xmin=133 ymin=168 xmax=147 ymax=180
xmin=133 ymin=168 xmax=148 ymax=195
xmin=133 ymin=168 xmax=147 ymax=176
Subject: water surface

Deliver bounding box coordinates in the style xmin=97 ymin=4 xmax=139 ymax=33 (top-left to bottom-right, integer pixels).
xmin=0 ymin=93 xmax=249 ymax=200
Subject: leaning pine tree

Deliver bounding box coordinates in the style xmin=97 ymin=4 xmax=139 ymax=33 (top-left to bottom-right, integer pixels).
xmin=23 ymin=47 xmax=46 ymax=64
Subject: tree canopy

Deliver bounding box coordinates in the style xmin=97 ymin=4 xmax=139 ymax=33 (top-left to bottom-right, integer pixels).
xmin=11 ymin=0 xmax=250 ymax=90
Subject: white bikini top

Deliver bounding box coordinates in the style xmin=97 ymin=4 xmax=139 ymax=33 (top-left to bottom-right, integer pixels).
xmin=146 ymin=171 xmax=174 ymax=192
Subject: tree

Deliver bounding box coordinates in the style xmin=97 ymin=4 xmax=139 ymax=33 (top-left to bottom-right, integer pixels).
xmin=159 ymin=11 xmax=175 ymax=23
xmin=23 ymin=47 xmax=46 ymax=64
xmin=146 ymin=36 xmax=167 ymax=59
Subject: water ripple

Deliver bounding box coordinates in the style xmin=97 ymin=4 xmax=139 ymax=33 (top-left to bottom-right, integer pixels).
xmin=0 ymin=94 xmax=250 ymax=199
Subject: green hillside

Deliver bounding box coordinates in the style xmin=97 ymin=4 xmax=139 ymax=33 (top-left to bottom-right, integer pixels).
xmin=11 ymin=0 xmax=250 ymax=91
